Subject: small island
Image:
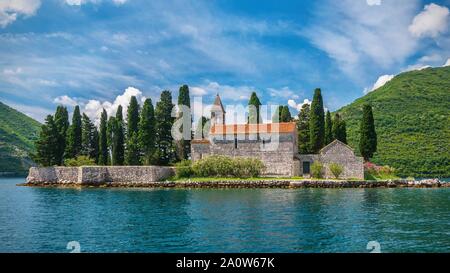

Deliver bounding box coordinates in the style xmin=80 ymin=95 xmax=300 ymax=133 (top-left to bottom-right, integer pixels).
xmin=25 ymin=90 xmax=446 ymax=189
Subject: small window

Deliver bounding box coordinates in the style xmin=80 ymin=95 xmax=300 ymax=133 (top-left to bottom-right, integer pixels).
xmin=234 ymin=137 xmax=238 ymax=149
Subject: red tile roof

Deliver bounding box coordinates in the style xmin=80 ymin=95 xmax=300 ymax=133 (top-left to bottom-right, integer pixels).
xmin=210 ymin=122 xmax=296 ymax=135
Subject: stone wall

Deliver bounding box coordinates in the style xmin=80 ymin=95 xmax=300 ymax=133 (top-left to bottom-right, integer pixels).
xmin=27 ymin=166 xmax=175 ymax=185
xmin=298 ymin=140 xmax=364 ymax=179
xmin=192 ymin=132 xmax=298 ymax=177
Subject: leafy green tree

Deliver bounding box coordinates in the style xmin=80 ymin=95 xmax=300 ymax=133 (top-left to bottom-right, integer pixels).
xmin=272 ymin=106 xmax=283 ymax=123
xmin=127 ymin=96 xmax=140 ymax=135
xmin=110 ymin=106 xmax=125 ymax=165
xmin=176 ymin=85 xmax=192 ymax=161
xmin=138 ymin=98 xmax=156 ymax=165
xmin=359 ymin=104 xmax=377 ymax=161
xmin=324 ymin=110 xmax=333 ymax=145
xmin=194 ymin=116 xmax=209 ymax=139
xmin=79 ymin=113 xmax=99 ymax=162
xmin=34 ymin=115 xmax=59 ymax=166
xmin=309 ymin=88 xmax=325 ymax=153
xmin=280 ymin=106 xmax=292 ymax=122
xmin=98 ymin=109 xmax=108 ymax=165
xmin=297 ymin=103 xmax=311 ymax=154
xmin=54 ymin=106 xmax=69 ymax=165
xmin=247 ymin=92 xmax=262 ymax=124
xmin=155 ymin=90 xmax=175 ymax=165
xmin=125 ymin=96 xmax=141 ymax=165
xmin=332 ymin=113 xmax=347 ymax=144
xmin=65 ymin=105 xmax=82 ymax=159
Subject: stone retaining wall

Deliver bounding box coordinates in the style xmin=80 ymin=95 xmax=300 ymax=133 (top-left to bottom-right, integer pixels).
xmin=27 ymin=166 xmax=175 ymax=185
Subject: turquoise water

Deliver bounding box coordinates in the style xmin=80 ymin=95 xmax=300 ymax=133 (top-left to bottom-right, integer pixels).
xmin=0 ymin=178 xmax=449 ymax=253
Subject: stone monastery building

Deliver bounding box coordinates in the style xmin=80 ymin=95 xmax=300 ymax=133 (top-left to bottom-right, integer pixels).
xmin=191 ymin=94 xmax=364 ymax=179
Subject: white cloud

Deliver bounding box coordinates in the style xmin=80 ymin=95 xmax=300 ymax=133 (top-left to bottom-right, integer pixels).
xmin=366 ymin=0 xmax=381 ymax=6
xmin=268 ymin=87 xmax=300 ymax=100
xmin=0 ymin=0 xmax=40 ymax=27
xmin=444 ymin=58 xmax=450 ymax=67
xmin=54 ymin=95 xmax=78 ymax=107
xmin=409 ymin=3 xmax=449 ymax=38
xmin=56 ymin=86 xmax=146 ymax=125
xmin=191 ymin=81 xmax=254 ymax=102
xmin=65 ymin=0 xmax=127 ymax=6
xmin=365 ymin=74 xmax=394 ymax=94
xmin=287 ymin=99 xmax=312 ymax=111
xmin=403 ymin=64 xmax=431 ymax=72
xmin=304 ymin=0 xmax=419 ymax=76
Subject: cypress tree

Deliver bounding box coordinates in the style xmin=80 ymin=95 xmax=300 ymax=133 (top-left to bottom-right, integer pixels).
xmin=248 ymin=92 xmax=262 ymax=124
xmin=34 ymin=115 xmax=59 ymax=166
xmin=138 ymin=98 xmax=156 ymax=165
xmin=309 ymin=88 xmax=325 ymax=153
xmin=280 ymin=106 xmax=292 ymax=122
xmin=324 ymin=110 xmax=333 ymax=145
xmin=107 ymin=116 xmax=116 ymax=165
xmin=176 ymin=85 xmax=192 ymax=161
xmin=359 ymin=104 xmax=377 ymax=161
xmin=194 ymin=116 xmax=209 ymax=139
xmin=332 ymin=113 xmax=347 ymax=144
xmin=54 ymin=106 xmax=69 ymax=165
xmin=78 ymin=113 xmax=99 ymax=162
xmin=155 ymin=90 xmax=175 ymax=165
xmin=65 ymin=105 xmax=82 ymax=159
xmin=272 ymin=106 xmax=283 ymax=123
xmin=297 ymin=103 xmax=311 ymax=154
xmin=113 ymin=106 xmax=125 ymax=165
xmin=125 ymin=96 xmax=141 ymax=165
xmin=98 ymin=109 xmax=108 ymax=165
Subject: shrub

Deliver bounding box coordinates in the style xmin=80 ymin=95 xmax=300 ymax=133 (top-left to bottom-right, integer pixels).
xmin=364 ymin=162 xmax=398 ymax=179
xmin=64 ymin=156 xmax=96 ymax=167
xmin=192 ymin=156 xmax=265 ymax=178
xmin=329 ymin=163 xmax=344 ymax=179
xmin=174 ymin=160 xmax=194 ymax=178
xmin=311 ymin=162 xmax=324 ymax=179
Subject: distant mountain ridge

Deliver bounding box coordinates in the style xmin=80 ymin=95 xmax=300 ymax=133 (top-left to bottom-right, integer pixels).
xmin=0 ymin=101 xmax=41 ymax=176
xmin=338 ymin=66 xmax=450 ymax=177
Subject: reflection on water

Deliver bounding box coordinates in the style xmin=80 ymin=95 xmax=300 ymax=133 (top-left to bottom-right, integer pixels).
xmin=0 ymin=178 xmax=449 ymax=253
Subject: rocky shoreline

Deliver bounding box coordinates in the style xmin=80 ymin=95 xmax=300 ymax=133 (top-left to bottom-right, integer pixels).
xmin=21 ymin=178 xmax=448 ymax=189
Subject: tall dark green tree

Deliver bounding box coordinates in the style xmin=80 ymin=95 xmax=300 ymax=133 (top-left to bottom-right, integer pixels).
xmin=176 ymin=85 xmax=192 ymax=161
xmin=280 ymin=106 xmax=292 ymax=122
xmin=155 ymin=90 xmax=175 ymax=165
xmin=247 ymin=92 xmax=262 ymax=124
xmin=138 ymin=98 xmax=156 ymax=165
xmin=332 ymin=113 xmax=347 ymax=144
xmin=98 ymin=109 xmax=108 ymax=165
xmin=359 ymin=104 xmax=377 ymax=161
xmin=34 ymin=115 xmax=59 ymax=166
xmin=125 ymin=96 xmax=141 ymax=165
xmin=297 ymin=103 xmax=311 ymax=154
xmin=81 ymin=113 xmax=98 ymax=161
xmin=309 ymin=88 xmax=325 ymax=153
xmin=54 ymin=106 xmax=69 ymax=165
xmin=112 ymin=106 xmax=125 ymax=165
xmin=65 ymin=105 xmax=82 ymax=159
xmin=324 ymin=110 xmax=333 ymax=145
xmin=272 ymin=106 xmax=283 ymax=123
xmin=194 ymin=116 xmax=209 ymax=139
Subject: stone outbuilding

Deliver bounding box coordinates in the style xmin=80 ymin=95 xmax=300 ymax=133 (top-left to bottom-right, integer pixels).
xmin=191 ymin=94 xmax=364 ymax=179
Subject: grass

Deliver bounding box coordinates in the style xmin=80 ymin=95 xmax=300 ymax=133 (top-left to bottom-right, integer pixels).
xmin=170 ymin=176 xmax=305 ymax=182
xmin=364 ymin=172 xmax=401 ymax=181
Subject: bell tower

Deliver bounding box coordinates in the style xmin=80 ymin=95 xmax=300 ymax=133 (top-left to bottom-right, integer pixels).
xmin=211 ymin=94 xmax=226 ymax=125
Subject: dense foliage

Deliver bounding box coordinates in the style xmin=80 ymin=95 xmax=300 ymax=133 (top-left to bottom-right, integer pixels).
xmin=359 ymin=104 xmax=377 ymax=161
xmin=176 ymin=85 xmax=192 ymax=160
xmin=309 ymin=88 xmax=325 ymax=153
xmin=155 ymin=90 xmax=176 ymax=165
xmin=191 ymin=155 xmax=265 ymax=178
xmin=138 ymin=98 xmax=156 ymax=165
xmin=296 ymin=103 xmax=311 ymax=154
xmin=324 ymin=111 xmax=332 ymax=145
xmin=248 ymin=92 xmax=262 ymax=124
xmin=338 ymin=66 xmax=450 ymax=177
xmin=125 ymin=96 xmax=141 ymax=165
xmin=332 ymin=113 xmax=347 ymax=144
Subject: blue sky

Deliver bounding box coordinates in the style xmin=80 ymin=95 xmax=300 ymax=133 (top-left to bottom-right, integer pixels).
xmin=0 ymin=0 xmax=449 ymax=123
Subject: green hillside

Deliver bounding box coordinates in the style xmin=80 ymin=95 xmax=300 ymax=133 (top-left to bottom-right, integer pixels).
xmin=0 ymin=101 xmax=41 ymax=176
xmin=338 ymin=66 xmax=450 ymax=178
